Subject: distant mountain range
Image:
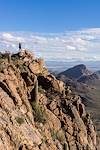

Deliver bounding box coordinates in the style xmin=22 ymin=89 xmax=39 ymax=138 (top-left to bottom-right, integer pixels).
xmin=46 ymin=60 xmax=100 ymax=73
xmin=57 ymin=64 xmax=100 ymax=135
xmin=58 ymin=64 xmax=100 ymax=84
xmin=58 ymin=64 xmax=92 ymax=80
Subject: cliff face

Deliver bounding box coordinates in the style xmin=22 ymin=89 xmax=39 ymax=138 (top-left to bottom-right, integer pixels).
xmin=0 ymin=50 xmax=97 ymax=150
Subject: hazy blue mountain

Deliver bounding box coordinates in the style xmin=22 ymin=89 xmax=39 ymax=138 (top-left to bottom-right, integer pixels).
xmin=58 ymin=64 xmax=92 ymax=80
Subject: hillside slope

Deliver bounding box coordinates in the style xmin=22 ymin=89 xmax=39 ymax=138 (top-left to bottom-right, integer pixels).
xmin=0 ymin=50 xmax=97 ymax=150
xmin=58 ymin=64 xmax=100 ymax=149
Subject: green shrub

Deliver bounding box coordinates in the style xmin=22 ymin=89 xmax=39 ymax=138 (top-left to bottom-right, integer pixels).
xmin=0 ymin=64 xmax=6 ymax=72
xmin=38 ymin=86 xmax=45 ymax=94
xmin=15 ymin=117 xmax=24 ymax=125
xmin=11 ymin=55 xmax=20 ymax=61
xmin=41 ymin=136 xmax=47 ymax=144
xmin=18 ymin=64 xmax=26 ymax=72
xmin=57 ymin=129 xmax=65 ymax=143
xmin=47 ymin=94 xmax=55 ymax=102
xmin=31 ymin=102 xmax=46 ymax=124
xmin=86 ymin=145 xmax=92 ymax=150
xmin=50 ymin=129 xmax=57 ymax=141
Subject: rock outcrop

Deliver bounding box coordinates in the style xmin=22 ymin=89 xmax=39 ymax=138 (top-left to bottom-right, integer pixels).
xmin=0 ymin=50 xmax=97 ymax=150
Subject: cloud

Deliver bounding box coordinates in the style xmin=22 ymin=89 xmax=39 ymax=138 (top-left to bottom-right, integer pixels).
xmin=2 ymin=32 xmax=25 ymax=43
xmin=0 ymin=28 xmax=100 ymax=61
xmin=3 ymin=33 xmax=13 ymax=39
xmin=66 ymin=45 xmax=76 ymax=50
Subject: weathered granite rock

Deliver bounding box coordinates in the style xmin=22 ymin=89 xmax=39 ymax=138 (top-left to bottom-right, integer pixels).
xmin=0 ymin=50 xmax=97 ymax=150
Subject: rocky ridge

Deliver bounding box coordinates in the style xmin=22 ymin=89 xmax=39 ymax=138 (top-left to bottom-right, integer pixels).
xmin=58 ymin=64 xmax=92 ymax=80
xmin=0 ymin=50 xmax=97 ymax=150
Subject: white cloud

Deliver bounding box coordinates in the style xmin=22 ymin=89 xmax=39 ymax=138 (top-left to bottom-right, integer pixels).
xmin=0 ymin=28 xmax=100 ymax=61
xmin=66 ymin=45 xmax=76 ymax=50
xmin=3 ymin=33 xmax=13 ymax=39
xmin=1 ymin=32 xmax=25 ymax=43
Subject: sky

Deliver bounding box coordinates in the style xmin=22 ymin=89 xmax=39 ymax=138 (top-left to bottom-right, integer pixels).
xmin=0 ymin=0 xmax=100 ymax=32
xmin=0 ymin=0 xmax=100 ymax=63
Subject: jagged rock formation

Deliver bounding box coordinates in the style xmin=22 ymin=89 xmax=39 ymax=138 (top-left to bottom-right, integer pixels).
xmin=0 ymin=50 xmax=97 ymax=150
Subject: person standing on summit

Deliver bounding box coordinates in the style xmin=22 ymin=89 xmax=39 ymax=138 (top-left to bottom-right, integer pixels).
xmin=19 ymin=43 xmax=21 ymax=50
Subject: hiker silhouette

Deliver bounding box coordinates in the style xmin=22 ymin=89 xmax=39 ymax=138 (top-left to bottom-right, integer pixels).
xmin=19 ymin=43 xmax=21 ymax=50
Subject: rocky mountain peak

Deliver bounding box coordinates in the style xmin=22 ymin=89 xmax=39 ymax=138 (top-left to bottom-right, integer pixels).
xmin=58 ymin=64 xmax=92 ymax=80
xmin=73 ymin=64 xmax=87 ymax=70
xmin=0 ymin=50 xmax=97 ymax=150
